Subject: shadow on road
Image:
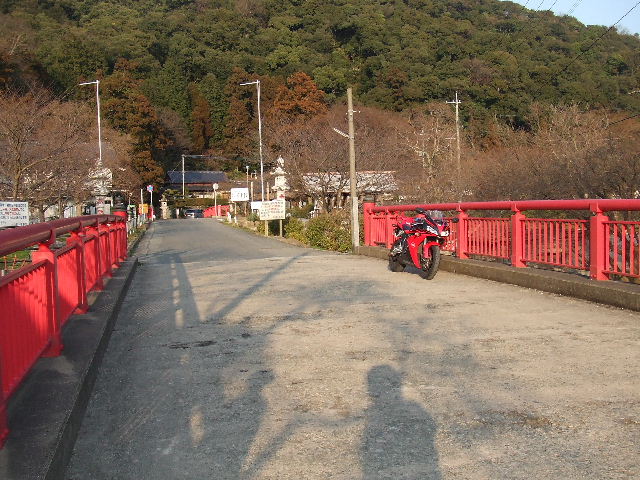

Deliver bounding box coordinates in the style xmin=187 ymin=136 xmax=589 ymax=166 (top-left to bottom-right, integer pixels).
xmin=362 ymin=365 xmax=441 ymax=480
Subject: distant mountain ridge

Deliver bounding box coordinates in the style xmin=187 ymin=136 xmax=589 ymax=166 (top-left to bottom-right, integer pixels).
xmin=3 ymin=0 xmax=639 ymax=126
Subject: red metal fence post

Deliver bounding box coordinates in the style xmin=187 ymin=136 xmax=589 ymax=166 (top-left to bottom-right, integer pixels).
xmin=0 ymin=342 xmax=7 ymax=447
xmin=119 ymin=221 xmax=128 ymax=261
xmin=456 ymin=209 xmax=469 ymax=259
xmin=99 ymin=224 xmax=113 ymax=278
xmin=590 ymin=208 xmax=610 ymax=281
xmin=511 ymin=208 xmax=526 ymax=268
xmin=86 ymin=225 xmax=103 ymax=291
xmin=31 ymin=242 xmax=63 ymax=357
xmin=67 ymin=230 xmax=88 ymax=314
xmin=109 ymin=223 xmax=119 ymax=268
xmin=363 ymin=202 xmax=374 ymax=246
xmin=0 ymin=386 xmax=7 ymax=448
xmin=384 ymin=209 xmax=393 ymax=249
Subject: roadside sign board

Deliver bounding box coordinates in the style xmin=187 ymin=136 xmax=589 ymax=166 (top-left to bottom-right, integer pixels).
xmin=0 ymin=201 xmax=29 ymax=227
xmin=259 ymin=199 xmax=286 ymax=220
xmin=251 ymin=201 xmax=262 ymax=210
xmin=230 ymin=188 xmax=250 ymax=202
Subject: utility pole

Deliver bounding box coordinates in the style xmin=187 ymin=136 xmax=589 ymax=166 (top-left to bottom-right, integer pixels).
xmin=332 ymin=89 xmax=360 ymax=250
xmin=347 ymin=88 xmax=359 ymax=249
xmin=447 ymin=91 xmax=462 ymax=200
xmin=181 ymin=154 xmax=185 ymax=197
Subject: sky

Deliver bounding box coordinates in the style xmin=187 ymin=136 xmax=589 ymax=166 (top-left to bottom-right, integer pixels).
xmin=502 ymin=0 xmax=640 ymax=35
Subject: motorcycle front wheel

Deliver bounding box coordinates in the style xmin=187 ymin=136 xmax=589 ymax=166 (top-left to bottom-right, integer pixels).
xmin=420 ymin=244 xmax=441 ymax=280
xmin=388 ymin=252 xmax=404 ymax=272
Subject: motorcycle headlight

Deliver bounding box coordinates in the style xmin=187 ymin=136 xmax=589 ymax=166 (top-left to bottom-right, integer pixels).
xmin=440 ymin=230 xmax=449 ymax=237
xmin=426 ymin=225 xmax=438 ymax=235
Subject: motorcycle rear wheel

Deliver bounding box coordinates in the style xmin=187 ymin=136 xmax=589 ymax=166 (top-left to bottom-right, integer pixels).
xmin=420 ymin=245 xmax=441 ymax=280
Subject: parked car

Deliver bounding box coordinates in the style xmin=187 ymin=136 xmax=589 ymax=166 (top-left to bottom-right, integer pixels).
xmin=185 ymin=208 xmax=204 ymax=218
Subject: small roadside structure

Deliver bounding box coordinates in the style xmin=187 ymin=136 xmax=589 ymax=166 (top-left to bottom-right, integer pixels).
xmin=301 ymin=171 xmax=397 ymax=210
xmin=166 ymin=171 xmax=229 ymax=198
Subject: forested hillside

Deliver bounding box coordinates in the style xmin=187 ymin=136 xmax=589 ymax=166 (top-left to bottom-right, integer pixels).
xmin=1 ymin=0 xmax=639 ymax=206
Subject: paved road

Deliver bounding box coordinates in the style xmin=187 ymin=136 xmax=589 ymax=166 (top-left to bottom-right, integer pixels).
xmin=67 ymin=219 xmax=639 ymax=479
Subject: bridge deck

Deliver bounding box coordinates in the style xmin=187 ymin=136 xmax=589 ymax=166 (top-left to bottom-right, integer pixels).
xmin=67 ymin=220 xmax=639 ymax=479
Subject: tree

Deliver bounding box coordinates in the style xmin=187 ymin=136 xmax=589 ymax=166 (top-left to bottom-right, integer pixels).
xmin=268 ymin=104 xmax=409 ymax=211
xmin=222 ymin=67 xmax=282 ymax=157
xmin=100 ymin=60 xmax=168 ymax=187
xmin=189 ymin=85 xmax=214 ymax=153
xmin=397 ymin=103 xmax=459 ymax=202
xmin=271 ymin=72 xmax=327 ymax=121
xmin=0 ymin=87 xmax=95 ymax=220
xmin=466 ymin=105 xmax=640 ymax=202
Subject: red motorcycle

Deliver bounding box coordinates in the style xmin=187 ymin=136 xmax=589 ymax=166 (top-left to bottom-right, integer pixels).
xmin=388 ymin=208 xmax=456 ymax=280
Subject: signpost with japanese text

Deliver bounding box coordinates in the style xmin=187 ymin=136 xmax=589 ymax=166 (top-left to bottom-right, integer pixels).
xmin=0 ymin=202 xmax=29 ymax=227
xmin=258 ymin=199 xmax=286 ymax=237
xmin=258 ymin=199 xmax=285 ymax=220
xmin=230 ymin=188 xmax=250 ymax=202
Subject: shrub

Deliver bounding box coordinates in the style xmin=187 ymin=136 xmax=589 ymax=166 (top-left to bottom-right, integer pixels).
xmin=305 ymin=211 xmax=352 ymax=252
xmin=284 ymin=217 xmax=308 ymax=243
xmin=255 ymin=219 xmax=281 ymax=235
xmin=289 ymin=204 xmax=315 ymax=218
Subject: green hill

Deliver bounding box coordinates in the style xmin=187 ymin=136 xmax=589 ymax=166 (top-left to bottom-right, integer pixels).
xmin=4 ymin=0 xmax=640 ymax=116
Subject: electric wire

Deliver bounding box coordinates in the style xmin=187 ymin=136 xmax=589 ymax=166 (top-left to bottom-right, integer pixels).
xmin=559 ymin=0 xmax=640 ymax=74
xmin=608 ymin=113 xmax=640 ymax=127
xmin=567 ymin=1 xmax=582 ymax=16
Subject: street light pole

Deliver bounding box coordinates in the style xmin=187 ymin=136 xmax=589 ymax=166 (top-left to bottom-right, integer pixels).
xmin=79 ymin=80 xmax=102 ymax=166
xmin=239 ymin=80 xmax=264 ymax=201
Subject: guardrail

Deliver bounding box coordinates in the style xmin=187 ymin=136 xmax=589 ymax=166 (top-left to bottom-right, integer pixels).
xmin=363 ymin=199 xmax=640 ymax=282
xmin=0 ymin=215 xmax=128 ymax=448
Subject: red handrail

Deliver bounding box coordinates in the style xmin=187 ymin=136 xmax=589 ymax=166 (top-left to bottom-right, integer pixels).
xmin=364 ymin=199 xmax=640 ymax=282
xmin=368 ymin=199 xmax=640 ymax=214
xmin=0 ymin=215 xmax=122 ymax=257
xmin=0 ymin=214 xmax=128 ymax=448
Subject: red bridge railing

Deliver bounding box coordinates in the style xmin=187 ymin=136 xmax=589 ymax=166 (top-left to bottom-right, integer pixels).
xmin=363 ymin=199 xmax=640 ymax=281
xmin=0 ymin=215 xmax=127 ymax=448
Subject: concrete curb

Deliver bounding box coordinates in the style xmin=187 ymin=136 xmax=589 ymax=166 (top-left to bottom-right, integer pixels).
xmin=0 ymin=256 xmax=139 ymax=480
xmin=355 ymin=245 xmax=640 ymax=311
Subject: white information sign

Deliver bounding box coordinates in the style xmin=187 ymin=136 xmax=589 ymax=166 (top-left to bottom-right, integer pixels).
xmin=258 ymin=199 xmax=286 ymax=220
xmin=250 ymin=201 xmax=262 ymax=210
xmin=0 ymin=201 xmax=29 ymax=227
xmin=230 ymin=188 xmax=250 ymax=202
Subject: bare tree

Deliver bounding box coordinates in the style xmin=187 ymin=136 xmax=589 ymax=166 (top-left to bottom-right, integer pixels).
xmin=269 ymin=104 xmax=409 ymax=211
xmin=397 ymin=103 xmax=459 ymax=203
xmin=466 ymin=105 xmax=640 ymax=202
xmin=0 ymin=87 xmax=95 ymax=220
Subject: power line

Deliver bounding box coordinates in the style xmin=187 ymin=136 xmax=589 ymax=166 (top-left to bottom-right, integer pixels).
xmin=567 ymin=0 xmax=582 ymax=16
xmin=608 ymin=113 xmax=640 ymax=127
xmin=560 ymin=0 xmax=640 ymax=74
